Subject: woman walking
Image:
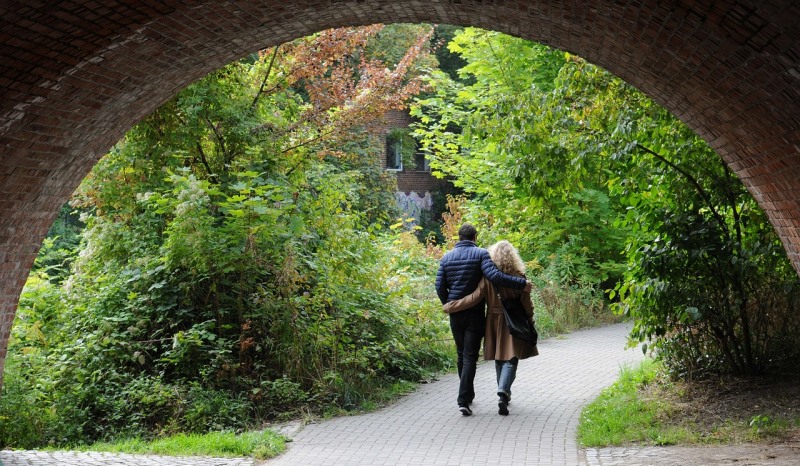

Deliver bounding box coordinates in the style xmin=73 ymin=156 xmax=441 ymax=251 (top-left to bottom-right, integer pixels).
xmin=444 ymin=240 xmax=538 ymax=415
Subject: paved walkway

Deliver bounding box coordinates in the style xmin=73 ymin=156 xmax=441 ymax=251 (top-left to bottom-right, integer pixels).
xmin=0 ymin=323 xmax=642 ymax=466
xmin=265 ymin=322 xmax=641 ymax=466
xmin=0 ymin=451 xmax=252 ymax=466
xmin=584 ymin=444 xmax=800 ymax=465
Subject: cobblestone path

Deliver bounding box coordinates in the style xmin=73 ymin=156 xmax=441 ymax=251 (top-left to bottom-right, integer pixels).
xmin=1 ymin=323 xmax=641 ymax=466
xmin=265 ymin=322 xmax=641 ymax=465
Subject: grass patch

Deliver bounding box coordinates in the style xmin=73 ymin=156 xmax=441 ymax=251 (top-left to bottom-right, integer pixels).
xmin=76 ymin=430 xmax=286 ymax=460
xmin=578 ymin=358 xmax=800 ymax=447
xmin=578 ymin=358 xmax=698 ymax=446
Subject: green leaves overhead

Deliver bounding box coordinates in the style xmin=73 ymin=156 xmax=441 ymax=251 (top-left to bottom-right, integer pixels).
xmin=412 ymin=28 xmax=625 ymax=283
xmin=413 ymin=26 xmax=800 ymax=377
xmin=3 ymin=25 xmax=451 ymax=448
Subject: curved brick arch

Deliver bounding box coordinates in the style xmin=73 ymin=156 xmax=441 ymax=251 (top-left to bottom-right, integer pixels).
xmin=1 ymin=1 xmax=799 ymax=385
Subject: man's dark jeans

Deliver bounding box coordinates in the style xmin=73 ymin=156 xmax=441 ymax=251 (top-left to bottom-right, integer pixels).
xmin=449 ymin=307 xmax=485 ymax=406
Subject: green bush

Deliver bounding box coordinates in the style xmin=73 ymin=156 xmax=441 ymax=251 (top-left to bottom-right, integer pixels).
xmin=1 ymin=40 xmax=452 ymax=446
xmin=615 ymin=156 xmax=800 ymax=376
xmin=528 ymin=253 xmax=619 ymax=338
xmin=1 ymin=185 xmax=451 ymax=448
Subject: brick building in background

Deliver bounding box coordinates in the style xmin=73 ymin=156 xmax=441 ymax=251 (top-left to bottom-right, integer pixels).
xmin=378 ymin=109 xmax=455 ymax=227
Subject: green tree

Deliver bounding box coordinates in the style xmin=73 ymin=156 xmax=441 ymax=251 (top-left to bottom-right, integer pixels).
xmin=608 ymin=98 xmax=800 ymax=376
xmin=1 ymin=25 xmax=451 ymax=448
xmin=414 ymin=26 xmax=800 ymax=376
xmin=412 ymin=29 xmax=624 ymax=286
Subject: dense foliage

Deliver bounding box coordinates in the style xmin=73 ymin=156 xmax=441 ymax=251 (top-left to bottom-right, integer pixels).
xmin=4 ymin=22 xmax=800 ymax=451
xmin=1 ymin=25 xmax=452 ymax=448
xmin=412 ymin=27 xmax=800 ymax=376
xmin=412 ymin=29 xmax=626 ymax=288
xmin=610 ymin=114 xmax=800 ymax=376
xmin=412 ymin=28 xmax=628 ymax=333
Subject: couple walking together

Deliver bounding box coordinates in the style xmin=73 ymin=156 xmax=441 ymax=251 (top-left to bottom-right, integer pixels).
xmin=435 ymin=224 xmax=538 ymax=416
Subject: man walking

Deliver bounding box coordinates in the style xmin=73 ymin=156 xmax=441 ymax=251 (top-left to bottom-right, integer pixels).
xmin=435 ymin=224 xmax=531 ymax=416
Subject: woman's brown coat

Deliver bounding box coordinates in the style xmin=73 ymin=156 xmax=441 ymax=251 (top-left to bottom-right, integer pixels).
xmin=444 ymin=277 xmax=538 ymax=361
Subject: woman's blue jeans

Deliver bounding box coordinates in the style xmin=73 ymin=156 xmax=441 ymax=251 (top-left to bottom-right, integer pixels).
xmin=495 ymin=357 xmax=519 ymax=399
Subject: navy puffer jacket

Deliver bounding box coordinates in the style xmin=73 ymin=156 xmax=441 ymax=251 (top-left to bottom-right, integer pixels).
xmin=436 ymin=240 xmax=526 ymax=304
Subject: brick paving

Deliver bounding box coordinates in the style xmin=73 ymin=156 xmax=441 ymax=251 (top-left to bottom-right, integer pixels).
xmin=264 ymin=322 xmax=642 ymax=466
xmin=584 ymin=444 xmax=800 ymax=466
xmin=0 ymin=323 xmax=641 ymax=466
xmin=0 ymin=451 xmax=253 ymax=466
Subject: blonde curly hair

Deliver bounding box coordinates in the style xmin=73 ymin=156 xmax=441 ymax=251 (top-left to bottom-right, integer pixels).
xmin=487 ymin=240 xmax=526 ymax=276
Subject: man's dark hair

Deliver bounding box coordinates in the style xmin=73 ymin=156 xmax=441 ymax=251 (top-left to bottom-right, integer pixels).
xmin=458 ymin=223 xmax=478 ymax=241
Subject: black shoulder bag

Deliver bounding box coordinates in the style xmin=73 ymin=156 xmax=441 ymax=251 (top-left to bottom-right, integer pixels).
xmin=499 ymin=294 xmax=538 ymax=345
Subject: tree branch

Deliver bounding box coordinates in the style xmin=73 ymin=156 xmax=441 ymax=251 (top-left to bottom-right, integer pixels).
xmin=723 ymin=163 xmax=744 ymax=247
xmin=203 ymin=115 xmax=230 ymax=165
xmin=636 ymin=143 xmax=729 ymax=236
xmin=251 ymin=45 xmax=280 ymax=109
xmin=195 ymin=142 xmax=219 ymax=185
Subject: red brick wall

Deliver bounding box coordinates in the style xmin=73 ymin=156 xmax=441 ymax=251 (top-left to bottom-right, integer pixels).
xmin=396 ymin=171 xmax=452 ymax=196
xmin=378 ymin=109 xmax=454 ymax=195
xmin=1 ymin=0 xmax=800 ymax=386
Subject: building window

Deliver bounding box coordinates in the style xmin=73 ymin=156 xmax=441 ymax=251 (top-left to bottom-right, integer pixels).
xmin=386 ymin=138 xmax=402 ymax=171
xmin=414 ymin=152 xmax=430 ymax=172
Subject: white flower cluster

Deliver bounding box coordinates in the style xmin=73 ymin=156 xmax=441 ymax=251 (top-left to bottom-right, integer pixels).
xmin=174 ymin=175 xmax=209 ymax=217
xmin=135 ymin=191 xmax=154 ymax=203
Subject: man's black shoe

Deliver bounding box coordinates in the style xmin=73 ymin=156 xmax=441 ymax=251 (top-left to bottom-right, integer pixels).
xmin=459 ymin=405 xmax=473 ymax=416
xmin=498 ymin=401 xmax=509 ymax=416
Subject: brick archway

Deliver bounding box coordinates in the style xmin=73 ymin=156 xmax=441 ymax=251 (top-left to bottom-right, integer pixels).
xmin=1 ymin=1 xmax=799 ymax=384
